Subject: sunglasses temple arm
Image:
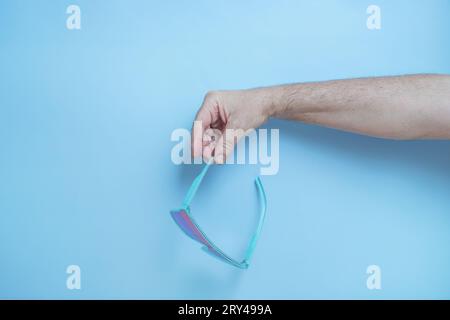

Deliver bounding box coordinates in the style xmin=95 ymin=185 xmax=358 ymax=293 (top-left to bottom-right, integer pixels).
xmin=182 ymin=161 xmax=213 ymax=207
xmin=243 ymin=177 xmax=267 ymax=264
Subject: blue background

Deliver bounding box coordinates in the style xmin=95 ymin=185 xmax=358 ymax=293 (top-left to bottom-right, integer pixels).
xmin=1 ymin=0 xmax=450 ymax=299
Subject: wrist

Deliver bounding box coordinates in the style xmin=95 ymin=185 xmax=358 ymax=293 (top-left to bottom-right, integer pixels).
xmin=270 ymin=83 xmax=309 ymax=119
xmin=246 ymin=86 xmax=286 ymax=119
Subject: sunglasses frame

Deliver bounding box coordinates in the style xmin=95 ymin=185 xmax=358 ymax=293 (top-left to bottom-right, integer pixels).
xmin=170 ymin=161 xmax=267 ymax=269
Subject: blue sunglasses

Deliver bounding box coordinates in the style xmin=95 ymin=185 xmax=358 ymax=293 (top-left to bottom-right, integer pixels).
xmin=170 ymin=162 xmax=267 ymax=269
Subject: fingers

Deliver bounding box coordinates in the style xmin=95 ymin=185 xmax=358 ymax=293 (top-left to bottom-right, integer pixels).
xmin=213 ymin=128 xmax=245 ymax=164
xmin=202 ymin=144 xmax=214 ymax=160
xmin=192 ymin=92 xmax=227 ymax=159
xmin=191 ymin=107 xmax=212 ymax=159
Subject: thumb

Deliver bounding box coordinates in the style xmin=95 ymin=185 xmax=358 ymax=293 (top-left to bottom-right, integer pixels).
xmin=213 ymin=128 xmax=245 ymax=164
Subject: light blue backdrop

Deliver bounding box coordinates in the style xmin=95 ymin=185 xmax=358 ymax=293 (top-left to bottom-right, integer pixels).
xmin=1 ymin=0 xmax=450 ymax=299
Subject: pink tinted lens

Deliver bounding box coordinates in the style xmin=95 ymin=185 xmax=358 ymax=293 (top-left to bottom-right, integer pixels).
xmin=170 ymin=209 xmax=210 ymax=246
xmin=171 ymin=209 xmax=242 ymax=267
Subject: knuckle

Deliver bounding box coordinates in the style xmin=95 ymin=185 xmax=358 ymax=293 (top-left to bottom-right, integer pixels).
xmin=205 ymin=90 xmax=221 ymax=102
xmin=205 ymin=90 xmax=217 ymax=97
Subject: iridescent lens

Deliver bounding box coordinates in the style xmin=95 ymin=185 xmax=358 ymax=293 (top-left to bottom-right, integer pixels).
xmin=170 ymin=209 xmax=209 ymax=246
xmin=171 ymin=209 xmax=247 ymax=268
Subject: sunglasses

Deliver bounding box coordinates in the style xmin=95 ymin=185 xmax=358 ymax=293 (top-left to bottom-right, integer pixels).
xmin=170 ymin=161 xmax=267 ymax=269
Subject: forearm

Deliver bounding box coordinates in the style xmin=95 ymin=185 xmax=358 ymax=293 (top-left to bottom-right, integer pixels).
xmin=263 ymin=74 xmax=450 ymax=139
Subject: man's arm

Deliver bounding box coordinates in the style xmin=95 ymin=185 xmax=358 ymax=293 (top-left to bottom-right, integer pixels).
xmin=192 ymin=74 xmax=450 ymax=163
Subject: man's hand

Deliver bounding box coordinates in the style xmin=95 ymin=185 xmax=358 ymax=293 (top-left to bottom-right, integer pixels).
xmin=191 ymin=74 xmax=450 ymax=164
xmin=191 ymin=89 xmax=274 ymax=163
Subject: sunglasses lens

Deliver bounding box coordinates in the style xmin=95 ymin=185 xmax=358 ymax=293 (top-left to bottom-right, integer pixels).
xmin=170 ymin=209 xmax=209 ymax=246
xmin=171 ymin=209 xmax=248 ymax=268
